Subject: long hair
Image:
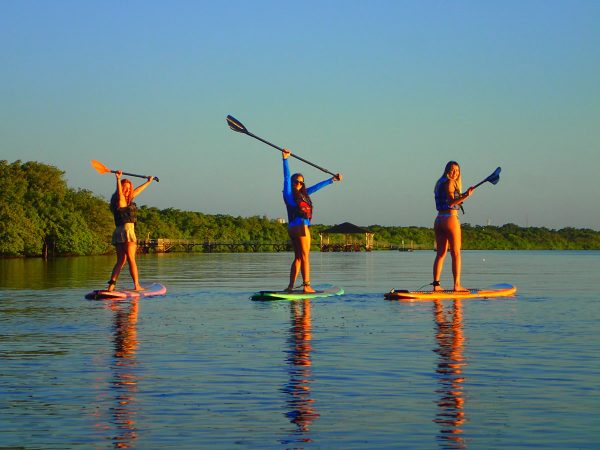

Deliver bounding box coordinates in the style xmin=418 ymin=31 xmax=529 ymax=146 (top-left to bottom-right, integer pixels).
xmin=110 ymin=179 xmax=134 ymax=212
xmin=440 ymin=161 xmax=462 ymax=193
xmin=291 ymin=172 xmax=312 ymax=220
xmin=291 ymin=173 xmax=311 ymax=202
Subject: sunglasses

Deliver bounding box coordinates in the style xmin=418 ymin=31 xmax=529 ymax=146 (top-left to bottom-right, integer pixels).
xmin=293 ymin=179 xmax=304 ymax=185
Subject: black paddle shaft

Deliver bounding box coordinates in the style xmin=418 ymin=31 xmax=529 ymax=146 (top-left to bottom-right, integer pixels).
xmin=227 ymin=115 xmax=338 ymax=177
xmin=247 ymin=131 xmax=337 ymax=177
xmin=113 ymin=170 xmax=160 ymax=182
xmin=472 ymin=167 xmax=501 ymax=189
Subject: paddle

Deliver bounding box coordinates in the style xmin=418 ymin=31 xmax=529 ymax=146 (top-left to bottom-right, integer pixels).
xmin=457 ymin=167 xmax=500 ymax=215
xmin=226 ymin=115 xmax=339 ymax=177
xmin=90 ymin=160 xmax=160 ymax=182
xmin=472 ymin=167 xmax=501 ymax=190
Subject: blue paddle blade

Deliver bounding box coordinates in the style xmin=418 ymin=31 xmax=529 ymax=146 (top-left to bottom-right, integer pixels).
xmin=488 ymin=167 xmax=501 ymax=185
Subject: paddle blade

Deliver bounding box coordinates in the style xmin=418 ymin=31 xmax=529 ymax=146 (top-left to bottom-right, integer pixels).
xmin=226 ymin=115 xmax=248 ymax=134
xmin=487 ymin=167 xmax=501 ymax=185
xmin=91 ymin=160 xmax=111 ymax=174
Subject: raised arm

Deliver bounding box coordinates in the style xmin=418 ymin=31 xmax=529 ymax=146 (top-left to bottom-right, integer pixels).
xmin=282 ymin=150 xmax=294 ymax=204
xmin=132 ymin=176 xmax=154 ymax=199
xmin=115 ymin=171 xmax=126 ymax=207
xmin=307 ymin=173 xmax=342 ymax=195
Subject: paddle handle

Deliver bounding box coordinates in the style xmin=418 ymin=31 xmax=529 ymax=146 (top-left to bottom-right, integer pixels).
xmin=113 ymin=170 xmax=160 ymax=183
xmin=246 ymin=131 xmax=338 ymax=178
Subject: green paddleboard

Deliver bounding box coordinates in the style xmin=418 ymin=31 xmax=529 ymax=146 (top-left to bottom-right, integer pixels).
xmin=251 ymin=286 xmax=344 ymax=301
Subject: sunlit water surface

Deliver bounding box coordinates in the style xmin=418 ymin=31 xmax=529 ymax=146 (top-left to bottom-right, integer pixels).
xmin=1 ymin=251 xmax=599 ymax=449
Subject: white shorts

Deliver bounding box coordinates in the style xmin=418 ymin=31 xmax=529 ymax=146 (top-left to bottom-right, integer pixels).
xmin=112 ymin=222 xmax=137 ymax=245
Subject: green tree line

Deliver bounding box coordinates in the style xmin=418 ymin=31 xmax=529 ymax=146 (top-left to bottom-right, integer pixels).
xmin=0 ymin=160 xmax=113 ymax=257
xmin=365 ymin=223 xmax=600 ymax=250
xmin=2 ymin=160 xmax=599 ymax=257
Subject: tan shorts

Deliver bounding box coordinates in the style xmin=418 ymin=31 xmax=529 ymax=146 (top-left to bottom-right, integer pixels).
xmin=112 ymin=222 xmax=137 ymax=245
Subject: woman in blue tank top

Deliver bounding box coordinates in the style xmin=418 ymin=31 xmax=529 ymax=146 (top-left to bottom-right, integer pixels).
xmin=282 ymin=149 xmax=342 ymax=293
xmin=432 ymin=161 xmax=474 ymax=292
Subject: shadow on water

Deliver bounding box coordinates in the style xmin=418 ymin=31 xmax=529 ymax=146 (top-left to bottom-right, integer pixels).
xmin=280 ymin=299 xmax=319 ymax=446
xmin=433 ymin=299 xmax=467 ymax=449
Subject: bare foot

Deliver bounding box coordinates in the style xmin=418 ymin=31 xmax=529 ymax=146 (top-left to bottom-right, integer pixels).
xmin=284 ymin=286 xmax=294 ymax=293
xmin=433 ymin=285 xmax=444 ymax=292
xmin=303 ymin=285 xmax=316 ymax=293
xmin=134 ymin=286 xmax=145 ymax=291
xmin=107 ymin=282 xmax=116 ymax=292
xmin=453 ymin=285 xmax=469 ymax=292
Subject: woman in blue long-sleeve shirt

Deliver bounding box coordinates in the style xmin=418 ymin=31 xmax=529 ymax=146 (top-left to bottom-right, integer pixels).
xmin=282 ymin=149 xmax=342 ymax=293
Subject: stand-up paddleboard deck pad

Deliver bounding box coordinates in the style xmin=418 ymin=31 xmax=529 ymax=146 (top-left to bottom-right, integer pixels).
xmin=85 ymin=283 xmax=167 ymax=300
xmin=384 ymin=283 xmax=516 ymax=301
xmin=251 ymin=286 xmax=344 ymax=301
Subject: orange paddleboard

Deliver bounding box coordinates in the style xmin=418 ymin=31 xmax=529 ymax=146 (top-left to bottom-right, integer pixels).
xmin=384 ymin=283 xmax=516 ymax=301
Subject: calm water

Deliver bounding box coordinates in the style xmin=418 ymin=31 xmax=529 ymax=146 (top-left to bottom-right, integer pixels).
xmin=1 ymin=251 xmax=599 ymax=449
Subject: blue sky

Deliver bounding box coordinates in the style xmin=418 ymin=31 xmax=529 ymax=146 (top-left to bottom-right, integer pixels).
xmin=1 ymin=1 xmax=599 ymax=229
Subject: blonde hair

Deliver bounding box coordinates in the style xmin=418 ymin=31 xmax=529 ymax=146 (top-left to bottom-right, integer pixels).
xmin=443 ymin=161 xmax=462 ymax=194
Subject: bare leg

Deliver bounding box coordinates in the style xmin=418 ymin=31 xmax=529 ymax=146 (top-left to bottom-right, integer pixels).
xmin=433 ymin=219 xmax=448 ymax=291
xmin=446 ymin=216 xmax=467 ymax=291
xmin=449 ymin=247 xmax=465 ymax=291
xmin=298 ymin=227 xmax=315 ymax=293
xmin=125 ymin=242 xmax=143 ymax=290
xmin=108 ymin=244 xmax=127 ymax=291
xmin=287 ymin=231 xmax=302 ymax=291
xmin=287 ymin=225 xmax=315 ymax=293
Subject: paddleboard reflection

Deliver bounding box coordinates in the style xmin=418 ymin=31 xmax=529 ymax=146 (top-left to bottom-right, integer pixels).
xmin=108 ymin=299 xmax=140 ymax=448
xmin=433 ymin=299 xmax=467 ymax=449
xmin=281 ymin=299 xmax=319 ymax=444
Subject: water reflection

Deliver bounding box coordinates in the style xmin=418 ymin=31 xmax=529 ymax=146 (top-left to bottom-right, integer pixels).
xmin=107 ymin=299 xmax=140 ymax=448
xmin=281 ymin=299 xmax=319 ymax=444
xmin=0 ymin=256 xmax=115 ymax=289
xmin=433 ymin=299 xmax=467 ymax=449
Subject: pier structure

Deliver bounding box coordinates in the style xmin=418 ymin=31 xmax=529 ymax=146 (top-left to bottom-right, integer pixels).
xmin=319 ymin=222 xmax=375 ymax=252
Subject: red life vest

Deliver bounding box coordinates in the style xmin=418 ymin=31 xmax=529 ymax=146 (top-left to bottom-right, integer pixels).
xmin=292 ymin=190 xmax=313 ymax=221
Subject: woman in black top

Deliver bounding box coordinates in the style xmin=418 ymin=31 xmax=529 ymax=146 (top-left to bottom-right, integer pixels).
xmin=107 ymin=170 xmax=154 ymax=292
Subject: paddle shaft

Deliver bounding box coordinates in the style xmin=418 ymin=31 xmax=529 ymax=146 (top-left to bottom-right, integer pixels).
xmin=92 ymin=160 xmax=159 ymax=182
xmin=472 ymin=178 xmax=488 ymax=189
xmin=112 ymin=170 xmax=159 ymax=182
xmin=471 ymin=168 xmax=501 ymax=190
xmin=244 ymin=130 xmax=338 ymax=178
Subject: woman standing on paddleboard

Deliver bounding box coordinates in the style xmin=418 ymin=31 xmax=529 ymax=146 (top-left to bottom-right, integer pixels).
xmin=282 ymin=149 xmax=342 ymax=293
xmin=433 ymin=161 xmax=474 ymax=292
xmin=107 ymin=171 xmax=155 ymax=292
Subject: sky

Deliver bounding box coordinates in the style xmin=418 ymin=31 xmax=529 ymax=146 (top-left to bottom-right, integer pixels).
xmin=1 ymin=0 xmax=599 ymax=230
